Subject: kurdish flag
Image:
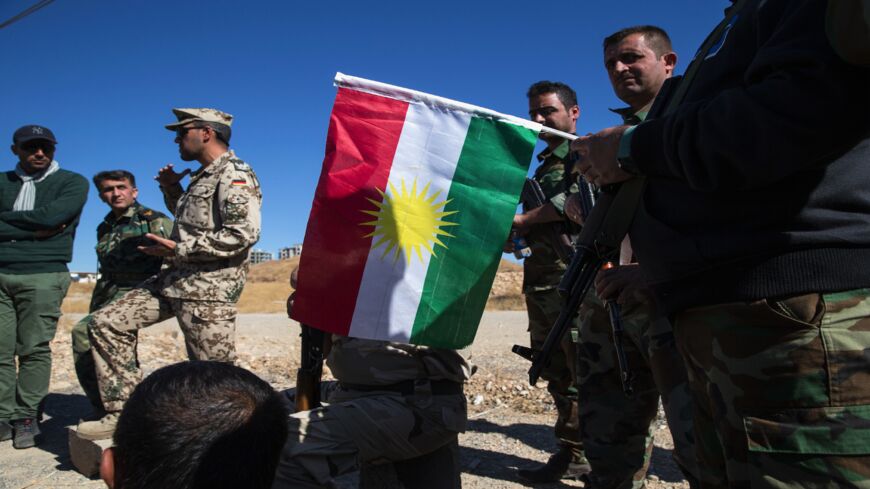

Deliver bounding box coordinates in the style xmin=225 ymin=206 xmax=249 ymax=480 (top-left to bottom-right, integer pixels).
xmin=292 ymin=73 xmax=541 ymax=349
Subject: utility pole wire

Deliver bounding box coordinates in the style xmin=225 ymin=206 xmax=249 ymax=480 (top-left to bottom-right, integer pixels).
xmin=0 ymin=0 xmax=56 ymax=30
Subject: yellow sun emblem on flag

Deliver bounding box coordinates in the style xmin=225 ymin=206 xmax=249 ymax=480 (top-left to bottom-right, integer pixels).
xmin=361 ymin=178 xmax=459 ymax=264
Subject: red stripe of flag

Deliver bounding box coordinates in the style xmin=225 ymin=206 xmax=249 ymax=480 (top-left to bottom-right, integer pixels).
xmin=292 ymin=88 xmax=409 ymax=334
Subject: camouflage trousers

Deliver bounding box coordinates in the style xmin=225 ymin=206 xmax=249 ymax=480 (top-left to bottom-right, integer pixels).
xmin=272 ymin=382 xmax=466 ymax=488
xmin=576 ymin=294 xmax=698 ymax=489
xmin=71 ymin=282 xmax=135 ymax=411
xmin=526 ymin=288 xmax=582 ymax=451
xmin=88 ymin=286 xmax=237 ymax=413
xmin=673 ymin=289 xmax=870 ymax=489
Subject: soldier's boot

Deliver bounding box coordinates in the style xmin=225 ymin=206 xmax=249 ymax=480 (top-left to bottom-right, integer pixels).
xmin=517 ymin=445 xmax=591 ymax=483
xmin=12 ymin=418 xmax=41 ymax=449
xmin=77 ymin=412 xmax=120 ymax=441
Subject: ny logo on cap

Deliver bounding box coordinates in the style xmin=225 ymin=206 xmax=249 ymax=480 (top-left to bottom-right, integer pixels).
xmin=32 ymin=127 xmax=44 ymax=135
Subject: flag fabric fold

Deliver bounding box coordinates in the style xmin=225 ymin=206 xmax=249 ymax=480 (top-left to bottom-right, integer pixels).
xmin=292 ymin=73 xmax=540 ymax=349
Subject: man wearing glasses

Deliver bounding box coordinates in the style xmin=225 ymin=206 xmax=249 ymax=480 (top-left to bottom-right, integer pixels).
xmin=0 ymin=125 xmax=88 ymax=448
xmin=78 ymin=108 xmax=262 ymax=441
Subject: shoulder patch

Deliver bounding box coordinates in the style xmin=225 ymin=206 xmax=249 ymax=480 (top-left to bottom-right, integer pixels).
xmin=137 ymin=208 xmax=166 ymax=222
xmin=232 ymin=159 xmax=252 ymax=172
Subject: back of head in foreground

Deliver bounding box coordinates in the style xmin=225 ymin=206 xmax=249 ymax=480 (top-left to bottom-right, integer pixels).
xmin=101 ymin=361 xmax=289 ymax=489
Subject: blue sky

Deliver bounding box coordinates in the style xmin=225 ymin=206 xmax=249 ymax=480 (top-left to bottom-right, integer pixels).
xmin=0 ymin=1 xmax=727 ymax=271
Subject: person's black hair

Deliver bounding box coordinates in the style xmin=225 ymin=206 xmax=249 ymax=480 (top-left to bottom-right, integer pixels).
xmin=203 ymin=121 xmax=231 ymax=146
xmin=93 ymin=170 xmax=136 ymax=189
xmin=526 ymin=81 xmax=578 ymax=110
xmin=603 ymin=25 xmax=673 ymax=57
xmin=113 ymin=361 xmax=289 ymax=489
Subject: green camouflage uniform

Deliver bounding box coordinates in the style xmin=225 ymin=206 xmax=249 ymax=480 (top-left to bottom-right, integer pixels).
xmin=273 ymin=337 xmax=473 ymax=488
xmin=522 ymin=140 xmax=584 ymax=455
xmin=71 ymin=202 xmax=172 ymax=410
xmin=573 ymin=107 xmax=698 ymax=489
xmin=674 ymin=289 xmax=870 ymax=489
xmin=89 ymin=150 xmax=262 ymax=413
xmin=577 ymin=295 xmax=698 ymax=489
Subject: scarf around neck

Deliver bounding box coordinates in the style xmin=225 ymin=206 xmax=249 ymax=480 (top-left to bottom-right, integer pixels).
xmin=13 ymin=160 xmax=60 ymax=211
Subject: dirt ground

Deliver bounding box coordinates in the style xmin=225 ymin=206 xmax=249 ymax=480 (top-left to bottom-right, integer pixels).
xmin=0 ymin=311 xmax=688 ymax=489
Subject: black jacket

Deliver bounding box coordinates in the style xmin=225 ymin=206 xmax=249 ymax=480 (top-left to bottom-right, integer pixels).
xmin=629 ymin=0 xmax=870 ymax=314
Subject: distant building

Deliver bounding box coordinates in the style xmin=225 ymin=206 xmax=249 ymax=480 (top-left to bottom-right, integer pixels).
xmin=279 ymin=244 xmax=303 ymax=260
xmin=70 ymin=271 xmax=98 ymax=283
xmin=250 ymin=249 xmax=274 ymax=265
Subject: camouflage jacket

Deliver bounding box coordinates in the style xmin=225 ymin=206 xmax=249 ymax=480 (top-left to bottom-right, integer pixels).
xmin=327 ymin=337 xmax=475 ymax=386
xmin=522 ymin=140 xmax=577 ymax=293
xmin=157 ymin=150 xmax=262 ymax=303
xmin=91 ymin=202 xmax=173 ymax=309
xmin=96 ymin=202 xmax=172 ymax=283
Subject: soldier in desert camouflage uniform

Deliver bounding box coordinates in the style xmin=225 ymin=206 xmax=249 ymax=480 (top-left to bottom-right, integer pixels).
xmin=70 ymin=170 xmax=172 ymax=415
xmin=77 ymin=108 xmax=262 ymax=440
xmin=273 ymin=269 xmax=474 ymax=489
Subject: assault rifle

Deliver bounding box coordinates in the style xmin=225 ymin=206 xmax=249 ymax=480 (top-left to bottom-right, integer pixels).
xmin=519 ymin=178 xmax=574 ymax=263
xmin=512 ymin=175 xmax=646 ymax=388
xmin=295 ymin=324 xmax=326 ymax=411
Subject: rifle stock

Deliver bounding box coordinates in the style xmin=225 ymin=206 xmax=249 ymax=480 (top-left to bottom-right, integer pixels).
xmin=295 ymin=324 xmax=326 ymax=411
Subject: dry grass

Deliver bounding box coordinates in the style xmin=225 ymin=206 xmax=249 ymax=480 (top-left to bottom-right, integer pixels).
xmin=237 ymin=281 xmax=293 ymax=313
xmin=61 ymin=257 xmax=525 ymax=314
xmin=248 ymin=257 xmax=300 ymax=283
xmin=497 ymin=260 xmax=522 ymax=273
xmin=62 ymin=282 xmax=94 ymax=315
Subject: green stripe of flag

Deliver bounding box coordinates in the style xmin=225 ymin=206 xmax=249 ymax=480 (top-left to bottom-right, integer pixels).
xmin=410 ymin=116 xmax=538 ymax=348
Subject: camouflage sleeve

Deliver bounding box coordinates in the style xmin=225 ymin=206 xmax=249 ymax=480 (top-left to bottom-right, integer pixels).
xmin=161 ymin=184 xmax=184 ymax=215
xmin=550 ymin=192 xmax=568 ymax=215
xmin=549 ymin=178 xmax=580 ymax=216
xmin=175 ymin=168 xmax=262 ymax=261
xmin=149 ymin=215 xmax=174 ymax=239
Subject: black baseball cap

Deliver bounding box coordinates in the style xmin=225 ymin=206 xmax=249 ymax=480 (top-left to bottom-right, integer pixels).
xmin=13 ymin=125 xmax=57 ymax=145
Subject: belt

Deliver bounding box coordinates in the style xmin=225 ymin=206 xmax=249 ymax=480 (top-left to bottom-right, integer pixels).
xmin=340 ymin=379 xmax=463 ymax=396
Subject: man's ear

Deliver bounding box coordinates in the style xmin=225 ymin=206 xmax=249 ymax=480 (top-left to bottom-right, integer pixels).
xmin=10 ymin=144 xmax=18 ymax=157
xmin=663 ymin=51 xmax=678 ymax=75
xmin=201 ymin=126 xmax=215 ymax=145
xmin=569 ymin=105 xmax=580 ymax=123
xmin=100 ymin=447 xmax=116 ymax=488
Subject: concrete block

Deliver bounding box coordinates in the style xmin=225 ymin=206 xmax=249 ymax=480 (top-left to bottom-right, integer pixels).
xmin=68 ymin=427 xmax=112 ymax=478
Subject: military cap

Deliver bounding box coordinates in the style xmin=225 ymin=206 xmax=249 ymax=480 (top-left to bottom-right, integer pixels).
xmin=164 ymin=108 xmax=233 ymax=130
xmin=13 ymin=125 xmax=57 ymax=145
